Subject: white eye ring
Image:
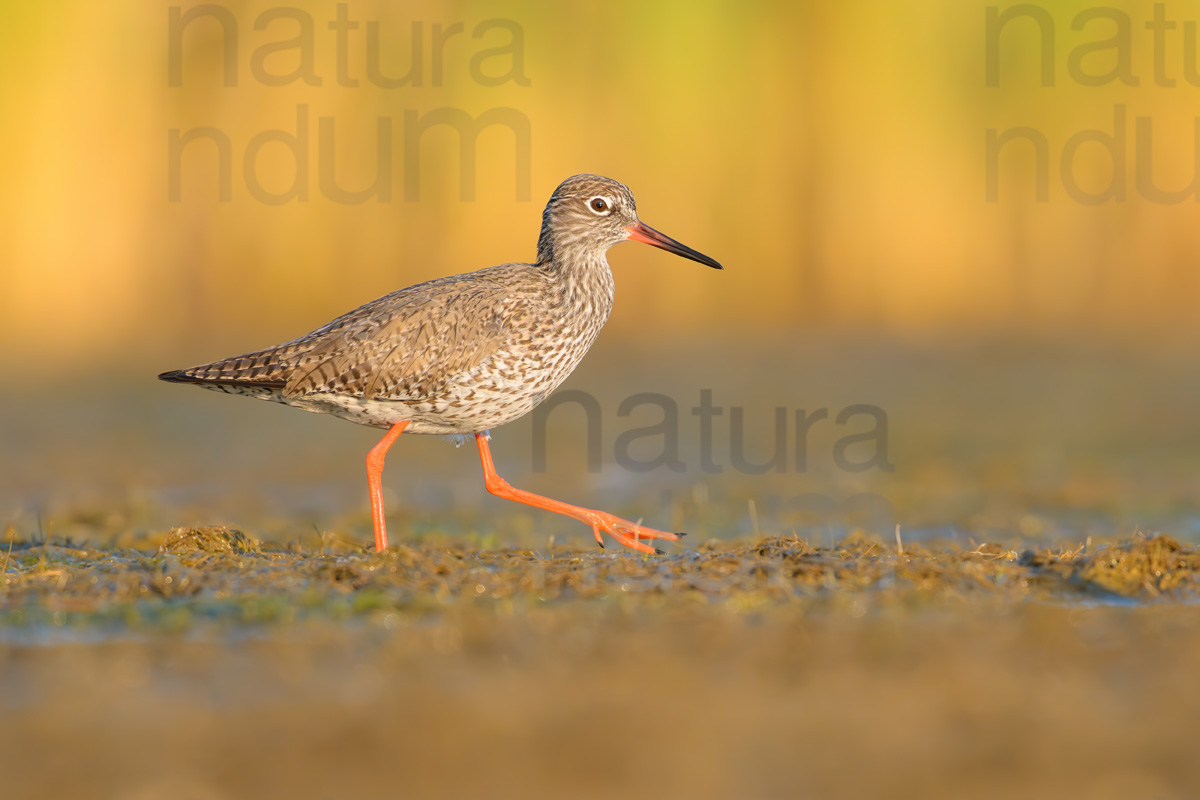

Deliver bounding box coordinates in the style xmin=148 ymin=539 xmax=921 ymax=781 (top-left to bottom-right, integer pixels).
xmin=588 ymin=196 xmax=612 ymax=215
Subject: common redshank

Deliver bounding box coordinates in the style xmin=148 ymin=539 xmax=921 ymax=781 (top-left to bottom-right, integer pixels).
xmin=159 ymin=174 xmax=722 ymax=553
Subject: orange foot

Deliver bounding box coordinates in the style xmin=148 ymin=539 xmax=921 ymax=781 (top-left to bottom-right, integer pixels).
xmin=581 ymin=510 xmax=683 ymax=554
xmin=475 ymin=432 xmax=684 ymax=555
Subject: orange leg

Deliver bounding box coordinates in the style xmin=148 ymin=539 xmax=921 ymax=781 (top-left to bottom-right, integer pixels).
xmin=366 ymin=421 xmax=410 ymax=551
xmin=474 ymin=432 xmax=682 ymax=555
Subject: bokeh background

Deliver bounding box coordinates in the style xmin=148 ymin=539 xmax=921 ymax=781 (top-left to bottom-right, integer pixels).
xmin=2 ymin=0 xmax=1198 ymax=546
xmin=5 ymin=3 xmax=1200 ymax=799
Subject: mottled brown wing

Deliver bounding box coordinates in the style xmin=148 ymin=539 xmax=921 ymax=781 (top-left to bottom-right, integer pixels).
xmin=281 ymin=271 xmax=514 ymax=400
xmin=162 ymin=267 xmax=521 ymax=399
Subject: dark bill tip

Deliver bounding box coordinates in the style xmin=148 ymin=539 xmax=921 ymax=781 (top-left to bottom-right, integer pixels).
xmin=626 ymin=221 xmax=723 ymax=270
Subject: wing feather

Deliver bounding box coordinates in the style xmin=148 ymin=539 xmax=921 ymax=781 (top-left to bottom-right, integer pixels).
xmin=163 ymin=266 xmax=530 ymax=400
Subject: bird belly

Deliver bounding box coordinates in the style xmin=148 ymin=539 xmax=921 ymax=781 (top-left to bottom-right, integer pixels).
xmin=284 ymin=392 xmax=467 ymax=433
xmin=288 ymin=382 xmax=548 ymax=435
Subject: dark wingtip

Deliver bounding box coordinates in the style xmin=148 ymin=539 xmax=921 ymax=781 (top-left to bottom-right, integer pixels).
xmin=158 ymin=369 xmax=286 ymax=390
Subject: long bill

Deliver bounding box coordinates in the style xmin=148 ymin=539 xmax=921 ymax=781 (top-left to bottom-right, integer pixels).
xmin=625 ymin=221 xmax=723 ymax=270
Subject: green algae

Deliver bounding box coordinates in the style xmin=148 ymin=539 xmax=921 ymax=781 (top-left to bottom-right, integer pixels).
xmin=2 ymin=527 xmax=1196 ymax=633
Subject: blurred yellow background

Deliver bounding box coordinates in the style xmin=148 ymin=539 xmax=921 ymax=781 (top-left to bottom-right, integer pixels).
xmin=5 ymin=8 xmax=1200 ymax=797
xmin=2 ymin=0 xmax=1198 ymax=549
xmin=4 ymin=0 xmax=1199 ymax=374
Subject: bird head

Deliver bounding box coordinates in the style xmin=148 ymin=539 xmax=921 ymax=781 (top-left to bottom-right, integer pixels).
xmin=538 ymin=174 xmax=723 ymax=270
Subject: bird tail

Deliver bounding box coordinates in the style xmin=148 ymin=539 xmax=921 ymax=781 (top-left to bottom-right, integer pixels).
xmin=157 ymin=345 xmax=297 ymax=389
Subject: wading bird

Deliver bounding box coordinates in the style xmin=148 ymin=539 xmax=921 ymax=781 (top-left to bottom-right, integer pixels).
xmin=160 ymin=175 xmax=722 ymax=553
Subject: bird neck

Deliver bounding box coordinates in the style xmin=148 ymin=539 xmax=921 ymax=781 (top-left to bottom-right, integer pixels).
xmin=535 ymin=225 xmax=555 ymax=266
xmin=535 ymin=217 xmax=609 ymax=267
xmin=537 ymin=229 xmax=610 ymax=278
xmin=536 ymin=240 xmax=615 ymax=321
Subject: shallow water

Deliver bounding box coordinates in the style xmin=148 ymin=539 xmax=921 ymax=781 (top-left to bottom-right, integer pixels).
xmin=5 ymin=341 xmax=1200 ymax=553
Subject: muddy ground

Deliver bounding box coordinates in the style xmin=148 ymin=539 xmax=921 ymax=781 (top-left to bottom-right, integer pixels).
xmin=2 ymin=528 xmax=1198 ymax=800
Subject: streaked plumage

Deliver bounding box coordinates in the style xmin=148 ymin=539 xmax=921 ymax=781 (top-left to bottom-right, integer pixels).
xmin=160 ymin=174 xmax=722 ymax=552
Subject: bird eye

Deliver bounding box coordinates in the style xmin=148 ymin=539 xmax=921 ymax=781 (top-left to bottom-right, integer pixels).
xmin=589 ymin=197 xmax=610 ymax=214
